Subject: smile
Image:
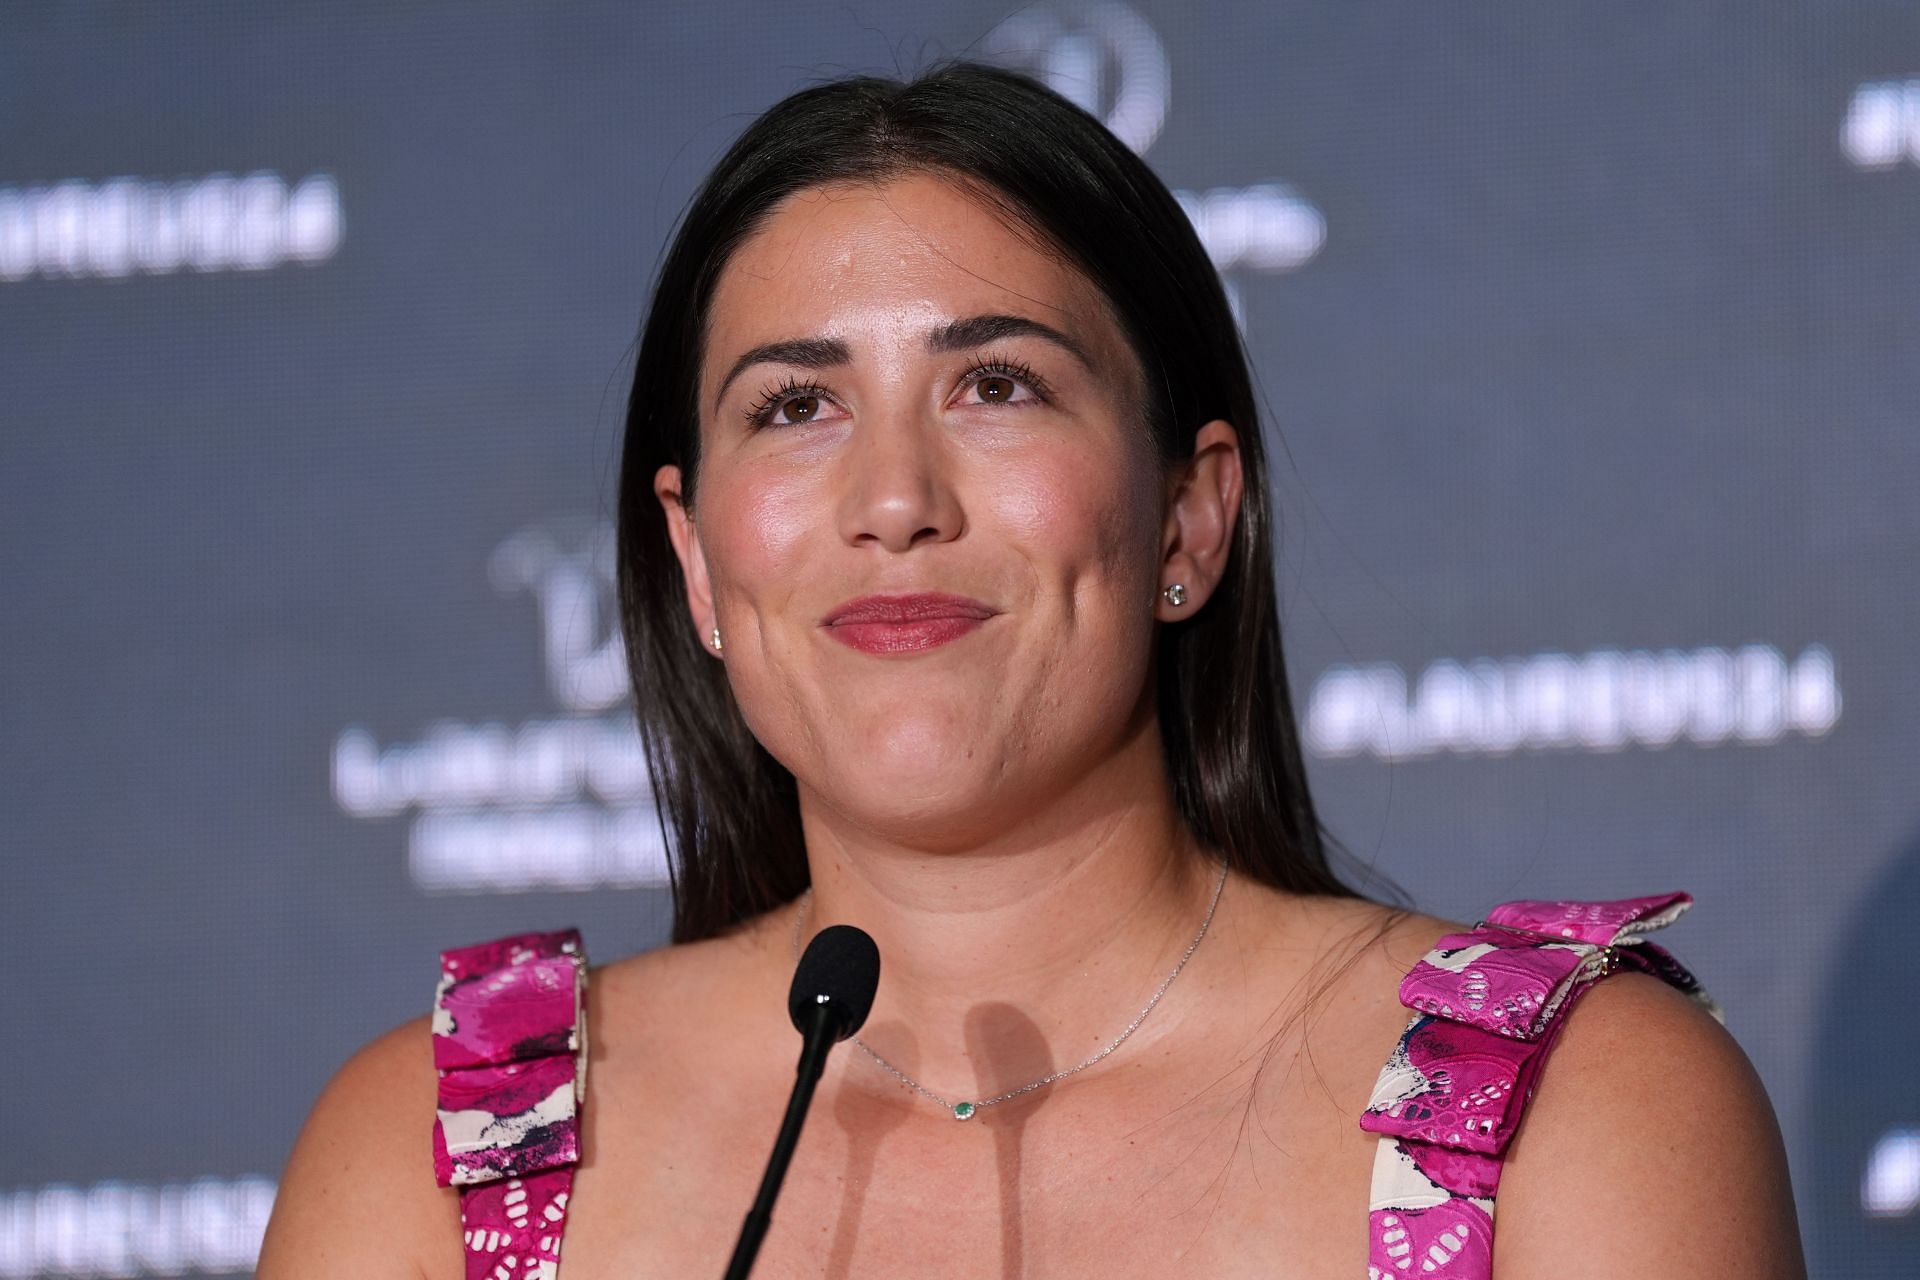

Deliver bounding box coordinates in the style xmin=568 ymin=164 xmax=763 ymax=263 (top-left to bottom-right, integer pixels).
xmin=821 ymin=593 xmax=999 ymax=655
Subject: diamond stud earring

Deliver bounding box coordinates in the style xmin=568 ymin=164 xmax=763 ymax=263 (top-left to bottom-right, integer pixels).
xmin=1162 ymin=583 xmax=1187 ymax=607
xmin=709 ymin=627 xmax=724 ymax=652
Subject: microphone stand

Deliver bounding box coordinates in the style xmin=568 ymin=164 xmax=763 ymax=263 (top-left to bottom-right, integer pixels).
xmin=723 ymin=997 xmax=842 ymax=1279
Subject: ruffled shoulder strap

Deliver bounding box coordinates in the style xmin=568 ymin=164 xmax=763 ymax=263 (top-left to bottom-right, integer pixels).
xmin=1359 ymin=892 xmax=1719 ymax=1277
xmin=430 ymin=928 xmax=589 ymax=1280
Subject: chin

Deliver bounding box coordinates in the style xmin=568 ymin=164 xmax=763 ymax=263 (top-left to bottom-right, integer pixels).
xmin=824 ymin=761 xmax=1014 ymax=848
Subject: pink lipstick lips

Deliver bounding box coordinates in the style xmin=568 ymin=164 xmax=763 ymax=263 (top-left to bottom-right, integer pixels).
xmin=821 ymin=592 xmax=998 ymax=654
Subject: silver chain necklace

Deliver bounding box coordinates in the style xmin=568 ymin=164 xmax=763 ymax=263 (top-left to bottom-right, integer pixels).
xmin=789 ymin=859 xmax=1229 ymax=1121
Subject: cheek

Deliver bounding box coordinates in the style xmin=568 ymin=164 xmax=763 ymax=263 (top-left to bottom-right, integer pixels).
xmin=699 ymin=460 xmax=822 ymax=600
xmin=988 ymin=439 xmax=1163 ymax=586
xmin=694 ymin=461 xmax=826 ymax=758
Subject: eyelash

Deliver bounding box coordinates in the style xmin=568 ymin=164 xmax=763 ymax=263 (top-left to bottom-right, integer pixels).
xmin=740 ymin=354 xmax=1053 ymax=428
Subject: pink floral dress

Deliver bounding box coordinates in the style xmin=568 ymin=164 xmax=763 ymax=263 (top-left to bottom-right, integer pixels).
xmin=428 ymin=892 xmax=1717 ymax=1278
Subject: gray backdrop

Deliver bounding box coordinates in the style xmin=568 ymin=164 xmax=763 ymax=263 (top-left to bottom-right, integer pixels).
xmin=1 ymin=2 xmax=1912 ymax=1275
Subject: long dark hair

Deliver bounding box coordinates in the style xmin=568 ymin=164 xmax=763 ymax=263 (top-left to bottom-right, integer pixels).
xmin=618 ymin=60 xmax=1386 ymax=944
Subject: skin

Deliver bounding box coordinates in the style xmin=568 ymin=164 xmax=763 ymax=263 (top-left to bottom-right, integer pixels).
xmin=257 ymin=174 xmax=1806 ymax=1276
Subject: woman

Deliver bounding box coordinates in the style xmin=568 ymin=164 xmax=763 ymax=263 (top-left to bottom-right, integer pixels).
xmin=259 ymin=62 xmax=1805 ymax=1276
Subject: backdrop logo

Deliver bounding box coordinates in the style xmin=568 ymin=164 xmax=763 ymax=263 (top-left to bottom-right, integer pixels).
xmin=489 ymin=519 xmax=628 ymax=713
xmin=1305 ymin=643 xmax=1841 ymax=761
xmin=984 ymin=1 xmax=1325 ymax=292
xmin=330 ymin=520 xmax=668 ymax=894
xmin=0 ymin=1176 xmax=275 ymax=1277
xmin=983 ymin=0 xmax=1170 ymax=153
xmin=1864 ymin=1128 xmax=1920 ymax=1218
xmin=1842 ymin=80 xmax=1920 ymax=169
xmin=0 ymin=172 xmax=340 ymax=282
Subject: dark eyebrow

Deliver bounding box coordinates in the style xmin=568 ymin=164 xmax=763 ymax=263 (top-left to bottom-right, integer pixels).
xmin=710 ymin=313 xmax=1094 ymax=415
xmin=923 ymin=313 xmax=1093 ymax=369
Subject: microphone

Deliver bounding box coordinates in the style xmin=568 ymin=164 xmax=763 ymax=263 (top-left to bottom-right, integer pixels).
xmin=722 ymin=922 xmax=880 ymax=1279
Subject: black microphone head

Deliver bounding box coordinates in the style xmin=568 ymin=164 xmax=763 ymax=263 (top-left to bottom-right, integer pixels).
xmin=788 ymin=923 xmax=880 ymax=1042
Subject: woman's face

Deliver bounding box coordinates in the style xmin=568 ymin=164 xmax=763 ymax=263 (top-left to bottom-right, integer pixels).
xmin=658 ymin=173 xmax=1187 ymax=845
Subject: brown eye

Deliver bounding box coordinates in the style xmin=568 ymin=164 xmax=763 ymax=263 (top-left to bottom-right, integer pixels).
xmin=957 ymin=358 xmax=1047 ymax=409
xmin=743 ymin=377 xmax=843 ymax=429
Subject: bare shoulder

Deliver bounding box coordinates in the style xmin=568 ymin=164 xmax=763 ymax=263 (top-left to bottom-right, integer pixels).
xmin=1493 ymin=970 xmax=1807 ymax=1277
xmin=592 ymin=917 xmax=763 ymax=1002
xmin=574 ymin=913 xmax=790 ymax=1128
xmin=589 ymin=911 xmax=778 ymax=1035
xmin=253 ymin=922 xmax=769 ymax=1279
xmin=1236 ymin=883 xmax=1465 ymax=965
xmin=1227 ymin=888 xmax=1468 ymax=1111
xmin=1272 ymin=890 xmax=1470 ymax=1007
xmin=255 ymin=1013 xmax=464 ymax=1279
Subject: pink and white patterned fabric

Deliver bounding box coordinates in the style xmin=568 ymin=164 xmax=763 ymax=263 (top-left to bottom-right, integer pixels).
xmin=429 ymin=893 xmax=1715 ymax=1277
xmin=431 ymin=928 xmax=588 ymax=1280
xmin=1360 ymin=891 xmax=1721 ymax=1277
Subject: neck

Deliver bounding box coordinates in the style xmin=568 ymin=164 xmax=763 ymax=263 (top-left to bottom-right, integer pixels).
xmin=779 ymin=729 xmax=1231 ymax=1109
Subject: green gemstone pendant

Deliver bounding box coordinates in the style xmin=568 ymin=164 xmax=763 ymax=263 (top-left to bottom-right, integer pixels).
xmin=951 ymin=1101 xmax=977 ymax=1121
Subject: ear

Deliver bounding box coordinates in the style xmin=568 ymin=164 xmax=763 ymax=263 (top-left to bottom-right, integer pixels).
xmin=1156 ymin=419 xmax=1243 ymax=620
xmin=654 ymin=464 xmax=721 ymax=656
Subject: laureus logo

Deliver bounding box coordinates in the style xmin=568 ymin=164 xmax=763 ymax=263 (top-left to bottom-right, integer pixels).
xmin=983 ymin=0 xmax=1171 ymax=154
xmin=330 ymin=519 xmax=665 ymax=894
xmin=488 ymin=518 xmax=628 ymax=714
xmin=983 ymin=1 xmax=1326 ymax=292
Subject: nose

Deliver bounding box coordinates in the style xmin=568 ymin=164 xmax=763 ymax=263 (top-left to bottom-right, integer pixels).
xmin=834 ymin=413 xmax=965 ymax=553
